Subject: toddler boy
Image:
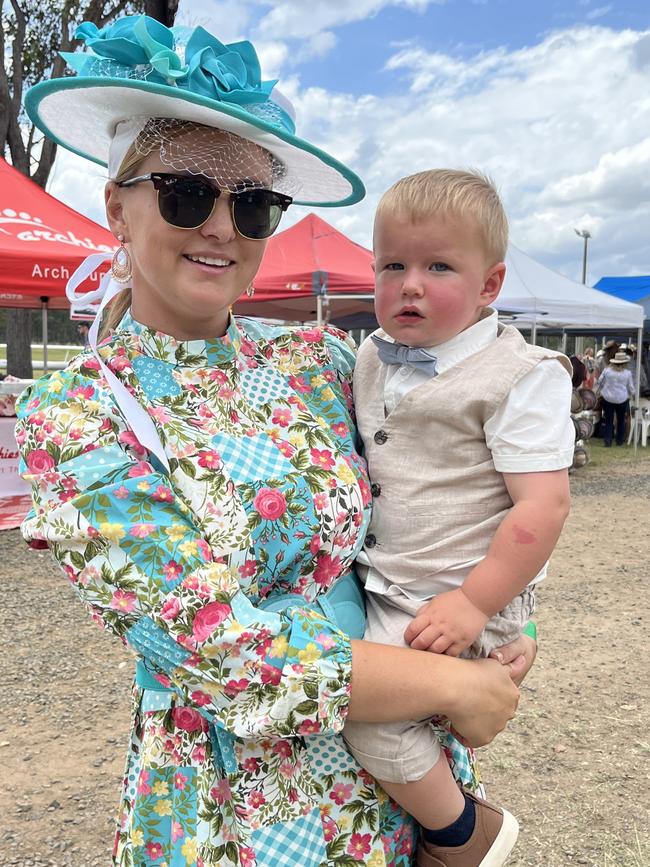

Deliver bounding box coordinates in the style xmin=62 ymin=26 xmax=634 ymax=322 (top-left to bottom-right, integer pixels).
xmin=344 ymin=169 xmax=573 ymax=867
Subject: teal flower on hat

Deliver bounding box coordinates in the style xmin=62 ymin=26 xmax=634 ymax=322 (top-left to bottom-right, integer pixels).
xmin=60 ymin=14 xmax=280 ymax=111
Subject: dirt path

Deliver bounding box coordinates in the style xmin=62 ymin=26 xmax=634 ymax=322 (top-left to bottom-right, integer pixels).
xmin=1 ymin=460 xmax=649 ymax=866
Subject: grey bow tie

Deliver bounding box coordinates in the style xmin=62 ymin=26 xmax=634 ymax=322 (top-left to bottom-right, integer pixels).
xmin=371 ymin=334 xmax=438 ymax=376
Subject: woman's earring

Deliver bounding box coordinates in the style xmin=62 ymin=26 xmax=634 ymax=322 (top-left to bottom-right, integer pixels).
xmin=246 ymin=283 xmax=255 ymax=298
xmin=111 ymin=235 xmax=132 ymax=283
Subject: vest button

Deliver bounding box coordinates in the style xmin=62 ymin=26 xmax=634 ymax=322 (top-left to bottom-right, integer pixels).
xmin=365 ymin=533 xmax=377 ymax=548
xmin=371 ymin=483 xmax=381 ymax=497
xmin=374 ymin=429 xmax=388 ymax=445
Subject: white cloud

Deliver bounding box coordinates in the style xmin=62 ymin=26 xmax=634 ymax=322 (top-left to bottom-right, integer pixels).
xmin=289 ymin=24 xmax=650 ymax=282
xmin=50 ymin=16 xmax=650 ymax=286
xmin=585 ymin=5 xmax=612 ymax=22
xmin=254 ymin=0 xmax=443 ymax=41
xmin=46 ymin=152 xmax=110 ymax=231
xmin=175 ymin=0 xmax=254 ymax=42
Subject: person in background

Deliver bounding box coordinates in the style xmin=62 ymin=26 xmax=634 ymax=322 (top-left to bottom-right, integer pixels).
xmin=625 ymin=344 xmax=649 ymax=397
xmin=580 ymin=347 xmax=597 ymax=389
xmin=76 ymin=322 xmax=90 ymax=347
xmin=596 ymin=351 xmax=635 ymax=446
xmin=597 ymin=340 xmax=619 ymax=375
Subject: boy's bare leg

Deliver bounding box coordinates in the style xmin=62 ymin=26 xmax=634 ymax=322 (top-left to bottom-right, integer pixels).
xmin=378 ymin=753 xmax=464 ymax=829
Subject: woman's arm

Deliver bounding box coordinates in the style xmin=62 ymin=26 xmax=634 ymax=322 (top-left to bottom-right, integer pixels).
xmin=348 ymin=640 xmax=520 ymax=747
xmin=17 ymin=366 xmax=354 ymax=740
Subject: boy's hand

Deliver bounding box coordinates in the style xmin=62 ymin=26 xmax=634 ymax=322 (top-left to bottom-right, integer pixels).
xmin=404 ymin=588 xmax=489 ymax=656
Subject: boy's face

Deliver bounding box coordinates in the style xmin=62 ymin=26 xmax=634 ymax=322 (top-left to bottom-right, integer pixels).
xmin=373 ymin=211 xmax=505 ymax=347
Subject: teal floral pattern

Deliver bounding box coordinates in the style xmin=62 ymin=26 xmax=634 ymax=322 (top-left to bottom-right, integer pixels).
xmin=16 ymin=314 xmax=428 ymax=867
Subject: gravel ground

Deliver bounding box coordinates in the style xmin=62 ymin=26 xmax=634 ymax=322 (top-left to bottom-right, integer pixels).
xmin=1 ymin=458 xmax=649 ymax=866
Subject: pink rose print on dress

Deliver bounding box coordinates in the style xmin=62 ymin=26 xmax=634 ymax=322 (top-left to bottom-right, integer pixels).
xmin=260 ymin=663 xmax=281 ymax=686
xmin=240 ymin=846 xmax=256 ymax=867
xmin=171 ymin=707 xmax=208 ymax=733
xmin=137 ymin=770 xmax=152 ymax=795
xmin=152 ymin=484 xmax=174 ymax=502
xmin=310 ymin=448 xmax=335 ymax=471
xmin=330 ymin=782 xmax=353 ymax=805
xmin=271 ymin=407 xmax=292 ymax=427
xmin=296 ymin=328 xmax=322 ymax=343
xmin=118 ymin=430 xmax=147 ymax=457
xmin=127 ymin=461 xmax=153 ymax=478
xmin=247 ymin=790 xmax=266 ymax=809
xmin=109 ymin=589 xmax=137 ymax=612
xmin=253 ymin=488 xmax=287 ymax=521
xmin=130 ymin=523 xmax=155 ymax=538
xmin=160 ymin=596 xmax=181 ymax=621
xmin=313 ymin=553 xmax=342 ymax=588
xmin=174 ymin=772 xmax=189 ymax=790
xmin=163 ymin=560 xmax=183 ymax=582
xmin=191 ymin=600 xmax=231 ymax=642
xmin=197 ymin=450 xmax=222 ymax=469
xmin=25 ymin=449 xmax=55 ymax=473
xmin=224 ymin=678 xmax=248 ymax=697
xmin=210 ymin=779 xmax=232 ymax=805
xmin=347 ymin=833 xmax=372 ymax=858
xmin=145 ymin=841 xmax=164 ymax=860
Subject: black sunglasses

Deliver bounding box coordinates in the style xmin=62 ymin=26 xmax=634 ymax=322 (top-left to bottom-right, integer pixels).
xmin=116 ymin=172 xmax=292 ymax=240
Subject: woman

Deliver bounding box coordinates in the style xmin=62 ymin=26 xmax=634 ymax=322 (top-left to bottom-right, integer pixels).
xmin=18 ymin=16 xmax=529 ymax=866
xmin=596 ymin=350 xmax=635 ymax=447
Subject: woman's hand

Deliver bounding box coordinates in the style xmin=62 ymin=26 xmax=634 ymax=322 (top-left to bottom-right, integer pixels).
xmin=445 ymin=657 xmax=520 ymax=748
xmin=489 ymin=633 xmax=537 ymax=686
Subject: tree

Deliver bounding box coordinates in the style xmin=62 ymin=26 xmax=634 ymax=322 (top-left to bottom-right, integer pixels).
xmin=1 ymin=0 xmax=178 ymax=376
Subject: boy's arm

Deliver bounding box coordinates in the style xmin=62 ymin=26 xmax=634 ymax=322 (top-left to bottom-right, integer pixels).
xmin=405 ymin=468 xmax=570 ymax=655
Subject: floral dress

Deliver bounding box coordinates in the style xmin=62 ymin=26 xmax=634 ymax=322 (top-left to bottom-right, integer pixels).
xmin=16 ymin=314 xmax=420 ymax=867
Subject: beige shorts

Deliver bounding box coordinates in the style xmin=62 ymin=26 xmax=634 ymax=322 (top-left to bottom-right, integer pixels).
xmin=343 ymin=587 xmax=535 ymax=784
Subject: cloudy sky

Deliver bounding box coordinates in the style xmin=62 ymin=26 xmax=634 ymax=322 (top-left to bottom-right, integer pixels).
xmin=47 ymin=0 xmax=650 ymax=286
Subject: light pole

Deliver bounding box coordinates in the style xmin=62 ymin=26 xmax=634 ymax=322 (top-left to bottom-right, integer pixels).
xmin=574 ymin=228 xmax=591 ymax=284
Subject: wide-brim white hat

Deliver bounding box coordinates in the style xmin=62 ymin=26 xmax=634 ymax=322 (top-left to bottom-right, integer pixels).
xmin=25 ymin=15 xmax=365 ymax=208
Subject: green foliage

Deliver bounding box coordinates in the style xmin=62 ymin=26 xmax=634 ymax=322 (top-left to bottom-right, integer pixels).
xmin=0 ymin=309 xmax=82 ymax=347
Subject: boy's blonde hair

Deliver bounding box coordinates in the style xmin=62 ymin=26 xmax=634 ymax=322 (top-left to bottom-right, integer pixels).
xmin=375 ymin=169 xmax=508 ymax=263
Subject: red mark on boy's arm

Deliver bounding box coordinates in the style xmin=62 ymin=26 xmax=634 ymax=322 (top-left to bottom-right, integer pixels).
xmin=512 ymin=525 xmax=537 ymax=544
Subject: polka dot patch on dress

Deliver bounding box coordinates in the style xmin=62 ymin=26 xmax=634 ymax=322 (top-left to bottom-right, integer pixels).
xmin=304 ymin=734 xmax=358 ymax=776
xmin=240 ymin=363 xmax=293 ymax=407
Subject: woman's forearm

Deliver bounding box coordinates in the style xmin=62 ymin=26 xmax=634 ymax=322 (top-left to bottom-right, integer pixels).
xmin=347 ymin=639 xmax=520 ymax=748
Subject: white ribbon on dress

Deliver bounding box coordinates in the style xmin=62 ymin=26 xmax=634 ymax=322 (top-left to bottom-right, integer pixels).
xmin=66 ymin=254 xmax=171 ymax=472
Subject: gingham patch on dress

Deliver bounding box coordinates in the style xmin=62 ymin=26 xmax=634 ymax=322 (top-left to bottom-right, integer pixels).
xmin=435 ymin=724 xmax=475 ymax=788
xmin=251 ymin=808 xmax=327 ymax=867
xmin=240 ymin=363 xmax=293 ymax=407
xmin=211 ymin=431 xmax=293 ymax=485
xmin=132 ymin=355 xmax=182 ymax=401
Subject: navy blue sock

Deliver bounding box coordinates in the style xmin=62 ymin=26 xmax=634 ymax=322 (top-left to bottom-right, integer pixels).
xmin=423 ymin=793 xmax=476 ymax=847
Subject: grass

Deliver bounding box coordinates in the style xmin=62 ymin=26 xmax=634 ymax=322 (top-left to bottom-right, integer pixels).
xmin=601 ymin=830 xmax=650 ymax=867
xmin=4 ymin=346 xmax=83 ymax=379
xmin=580 ymin=436 xmax=650 ymax=469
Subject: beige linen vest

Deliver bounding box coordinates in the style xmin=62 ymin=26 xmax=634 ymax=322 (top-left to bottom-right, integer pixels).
xmin=353 ymin=324 xmax=572 ymax=598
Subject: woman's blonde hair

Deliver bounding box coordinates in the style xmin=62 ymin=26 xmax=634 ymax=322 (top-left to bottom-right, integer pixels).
xmin=375 ymin=168 xmax=509 ymax=263
xmin=99 ymin=140 xmax=147 ymax=338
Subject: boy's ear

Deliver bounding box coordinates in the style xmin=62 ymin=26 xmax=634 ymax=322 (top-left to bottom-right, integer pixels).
xmin=104 ymin=182 xmax=128 ymax=239
xmin=479 ymin=262 xmax=506 ymax=306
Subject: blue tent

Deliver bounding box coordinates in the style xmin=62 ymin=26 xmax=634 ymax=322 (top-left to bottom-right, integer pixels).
xmin=594 ymin=276 xmax=650 ymax=318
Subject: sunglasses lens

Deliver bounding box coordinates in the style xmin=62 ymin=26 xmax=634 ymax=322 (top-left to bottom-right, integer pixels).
xmin=233 ymin=189 xmax=285 ymax=240
xmin=157 ymin=177 xmax=216 ymax=229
